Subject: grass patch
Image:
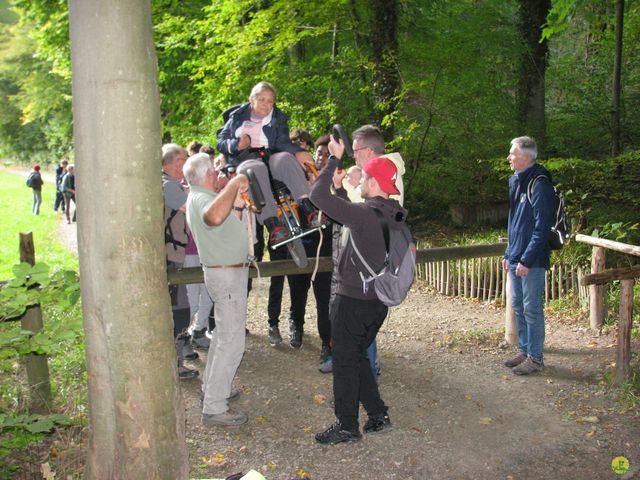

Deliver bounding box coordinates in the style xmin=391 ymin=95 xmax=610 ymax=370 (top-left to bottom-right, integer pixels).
xmin=0 ymin=168 xmax=85 ymax=477
xmin=0 ymin=169 xmax=77 ymax=279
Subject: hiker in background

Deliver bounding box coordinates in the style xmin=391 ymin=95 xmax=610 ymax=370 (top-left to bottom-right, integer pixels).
xmin=311 ymin=148 xmax=403 ymax=444
xmin=54 ymin=160 xmax=68 ymax=213
xmin=27 ymin=164 xmax=44 ymax=215
xmin=162 ymin=143 xmax=199 ymax=380
xmin=60 ymin=164 xmax=76 ymax=223
xmin=502 ymin=136 xmax=555 ymax=375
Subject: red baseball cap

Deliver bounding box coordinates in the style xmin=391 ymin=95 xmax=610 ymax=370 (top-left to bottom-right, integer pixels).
xmin=33 ymin=164 xmax=40 ymax=171
xmin=362 ymin=157 xmax=399 ymax=195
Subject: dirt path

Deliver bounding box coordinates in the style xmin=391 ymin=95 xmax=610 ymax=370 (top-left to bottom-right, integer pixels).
xmin=180 ymin=281 xmax=639 ymax=480
xmin=40 ymin=170 xmax=638 ymax=479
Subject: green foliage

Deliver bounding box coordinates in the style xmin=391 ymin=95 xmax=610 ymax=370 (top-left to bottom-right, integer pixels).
xmin=0 ymin=412 xmax=73 ymax=478
xmin=0 ymin=262 xmax=79 ymax=321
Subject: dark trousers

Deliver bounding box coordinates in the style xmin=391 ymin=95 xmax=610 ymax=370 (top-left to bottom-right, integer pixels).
xmin=331 ymin=294 xmax=388 ymax=431
xmin=288 ymin=231 xmax=332 ymax=343
xmin=267 ymin=244 xmax=288 ymax=326
xmin=54 ymin=190 xmax=65 ymax=211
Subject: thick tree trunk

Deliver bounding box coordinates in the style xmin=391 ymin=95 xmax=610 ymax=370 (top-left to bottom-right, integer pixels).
xmin=371 ymin=0 xmax=400 ymax=141
xmin=611 ymin=0 xmax=624 ymax=156
xmin=517 ymin=0 xmax=551 ymax=152
xmin=68 ymin=2 xmax=188 ymax=478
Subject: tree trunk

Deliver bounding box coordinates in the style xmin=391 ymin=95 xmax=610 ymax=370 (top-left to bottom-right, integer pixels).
xmin=611 ymin=0 xmax=624 ymax=156
xmin=67 ymin=2 xmax=188 ymax=478
xmin=371 ymin=0 xmax=400 ymax=141
xmin=517 ymin=0 xmax=551 ymax=152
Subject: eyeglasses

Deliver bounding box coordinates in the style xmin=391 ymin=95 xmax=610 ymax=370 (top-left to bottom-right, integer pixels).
xmin=353 ymin=146 xmax=369 ymax=153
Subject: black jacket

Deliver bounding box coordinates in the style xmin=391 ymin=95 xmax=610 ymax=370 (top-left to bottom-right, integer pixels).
xmin=310 ymin=156 xmax=408 ymax=300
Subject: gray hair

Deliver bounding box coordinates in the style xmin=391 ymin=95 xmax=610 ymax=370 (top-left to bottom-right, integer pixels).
xmin=352 ymin=125 xmax=385 ymax=154
xmin=249 ymin=81 xmax=277 ymax=101
xmin=183 ymin=153 xmax=214 ymax=186
xmin=161 ymin=143 xmax=187 ymax=166
xmin=510 ymin=136 xmax=537 ymax=162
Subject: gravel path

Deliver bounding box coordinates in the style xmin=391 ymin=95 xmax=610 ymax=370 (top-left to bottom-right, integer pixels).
xmin=20 ymin=161 xmax=637 ymax=480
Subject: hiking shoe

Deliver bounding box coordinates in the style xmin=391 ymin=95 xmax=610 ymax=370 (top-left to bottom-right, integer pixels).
xmin=319 ymin=345 xmax=331 ymax=363
xmin=319 ymin=356 xmax=333 ymax=374
xmin=202 ymin=410 xmax=248 ymax=427
xmin=268 ymin=325 xmax=283 ymax=347
xmin=363 ymin=413 xmax=392 ymax=434
xmin=289 ymin=319 xmax=303 ymax=349
xmin=268 ymin=225 xmax=290 ymax=247
xmin=512 ymin=357 xmax=543 ymax=375
xmin=191 ymin=328 xmax=210 ymax=350
xmin=181 ymin=341 xmax=199 ymax=361
xmin=503 ymin=351 xmax=527 ymax=368
xmin=178 ymin=366 xmax=198 ymax=380
xmin=315 ymin=422 xmax=362 ymax=445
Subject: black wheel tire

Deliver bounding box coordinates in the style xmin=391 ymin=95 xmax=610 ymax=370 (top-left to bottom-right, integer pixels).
xmin=287 ymin=238 xmax=308 ymax=268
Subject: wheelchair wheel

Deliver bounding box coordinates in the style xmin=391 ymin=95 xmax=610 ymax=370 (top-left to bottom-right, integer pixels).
xmin=287 ymin=238 xmax=308 ymax=268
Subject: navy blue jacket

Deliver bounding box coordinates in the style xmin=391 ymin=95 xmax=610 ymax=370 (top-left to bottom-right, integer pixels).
xmin=216 ymin=103 xmax=303 ymax=165
xmin=504 ymin=163 xmax=555 ymax=269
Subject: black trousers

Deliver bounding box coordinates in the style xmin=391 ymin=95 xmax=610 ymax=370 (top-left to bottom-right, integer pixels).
xmin=54 ymin=190 xmax=65 ymax=211
xmin=331 ymin=294 xmax=388 ymax=431
xmin=267 ymin=231 xmax=332 ymax=346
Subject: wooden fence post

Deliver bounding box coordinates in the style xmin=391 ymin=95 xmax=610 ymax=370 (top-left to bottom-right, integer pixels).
xmin=590 ymin=246 xmax=607 ymax=330
xmin=504 ymin=272 xmax=517 ymax=345
xmin=615 ymin=279 xmax=634 ymax=384
xmin=19 ymin=233 xmax=52 ymax=413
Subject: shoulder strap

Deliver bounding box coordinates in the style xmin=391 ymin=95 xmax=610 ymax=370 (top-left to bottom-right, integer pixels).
xmin=347 ymin=206 xmax=391 ymax=276
xmin=371 ymin=207 xmax=390 ymax=258
xmin=526 ymin=174 xmax=550 ymax=204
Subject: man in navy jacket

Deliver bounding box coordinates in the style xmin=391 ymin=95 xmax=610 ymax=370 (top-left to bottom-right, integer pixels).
xmin=502 ymin=136 xmax=555 ymax=375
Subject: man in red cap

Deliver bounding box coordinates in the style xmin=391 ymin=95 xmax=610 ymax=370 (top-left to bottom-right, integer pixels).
xmin=310 ymin=137 xmax=406 ymax=445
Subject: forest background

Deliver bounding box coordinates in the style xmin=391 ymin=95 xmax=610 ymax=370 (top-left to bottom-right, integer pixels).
xmin=0 ymin=0 xmax=639 ymax=237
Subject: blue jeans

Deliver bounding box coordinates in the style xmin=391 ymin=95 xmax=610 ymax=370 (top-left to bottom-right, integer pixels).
xmin=32 ymin=189 xmax=42 ymax=215
xmin=509 ymin=265 xmax=546 ymax=362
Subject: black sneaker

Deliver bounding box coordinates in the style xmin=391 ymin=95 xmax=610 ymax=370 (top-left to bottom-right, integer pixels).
xmin=315 ymin=422 xmax=362 ymax=445
xmin=363 ymin=413 xmax=392 ymax=434
xmin=268 ymin=325 xmax=283 ymax=347
xmin=289 ymin=319 xmax=303 ymax=349
xmin=290 ymin=330 xmax=303 ymax=349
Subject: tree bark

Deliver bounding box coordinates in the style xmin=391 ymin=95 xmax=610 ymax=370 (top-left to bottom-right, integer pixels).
xmin=68 ymin=1 xmax=188 ymax=478
xmin=517 ymin=0 xmax=551 ymax=152
xmin=371 ymin=0 xmax=400 ymax=141
xmin=611 ymin=0 xmax=624 ymax=156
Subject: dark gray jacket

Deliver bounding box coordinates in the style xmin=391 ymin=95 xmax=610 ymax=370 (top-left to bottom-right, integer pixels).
xmin=310 ymin=156 xmax=408 ymax=300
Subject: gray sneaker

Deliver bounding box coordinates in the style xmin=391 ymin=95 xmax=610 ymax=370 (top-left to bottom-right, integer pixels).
xmin=503 ymin=351 xmax=527 ymax=368
xmin=268 ymin=325 xmax=283 ymax=347
xmin=191 ymin=328 xmax=210 ymax=350
xmin=202 ymin=410 xmax=248 ymax=427
xmin=512 ymin=357 xmax=543 ymax=375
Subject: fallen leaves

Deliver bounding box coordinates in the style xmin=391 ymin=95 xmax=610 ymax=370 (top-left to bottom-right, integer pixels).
xmin=478 ymin=417 xmax=493 ymax=425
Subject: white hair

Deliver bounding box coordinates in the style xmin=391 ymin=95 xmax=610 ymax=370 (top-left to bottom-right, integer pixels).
xmin=249 ymin=81 xmax=277 ymax=101
xmin=183 ymin=153 xmax=214 ymax=186
xmin=510 ymin=136 xmax=538 ymax=162
xmin=161 ymin=143 xmax=187 ymax=166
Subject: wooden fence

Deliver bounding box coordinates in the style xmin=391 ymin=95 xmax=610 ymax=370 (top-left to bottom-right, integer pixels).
xmin=415 ymin=240 xmax=591 ymax=307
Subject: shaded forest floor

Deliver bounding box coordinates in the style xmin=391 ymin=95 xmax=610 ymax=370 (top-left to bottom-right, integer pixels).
xmin=178 ymin=280 xmax=640 ymax=480
xmin=8 ymin=194 xmax=640 ymax=480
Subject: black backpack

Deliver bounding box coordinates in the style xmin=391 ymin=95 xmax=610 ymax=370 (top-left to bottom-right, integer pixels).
xmin=348 ymin=208 xmax=417 ymax=307
xmin=26 ymin=172 xmax=36 ymax=188
xmin=527 ymin=175 xmax=571 ymax=250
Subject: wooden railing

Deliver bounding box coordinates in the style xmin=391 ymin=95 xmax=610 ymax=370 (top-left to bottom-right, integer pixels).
xmin=577 ymin=234 xmax=640 ymax=383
